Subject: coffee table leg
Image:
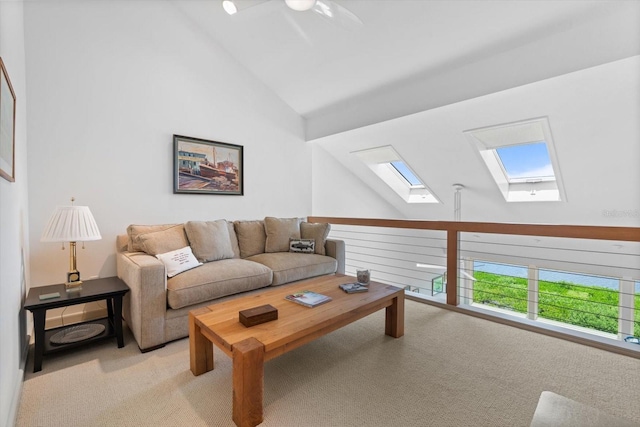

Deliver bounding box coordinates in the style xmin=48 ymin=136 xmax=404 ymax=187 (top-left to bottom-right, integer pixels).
xmin=232 ymin=337 xmax=264 ymax=427
xmin=189 ymin=310 xmax=214 ymax=375
xmin=385 ymin=293 xmax=405 ymax=338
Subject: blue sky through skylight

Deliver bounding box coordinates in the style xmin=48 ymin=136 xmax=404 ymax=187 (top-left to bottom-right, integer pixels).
xmin=390 ymin=161 xmax=422 ymax=186
xmin=496 ymin=142 xmax=554 ymax=180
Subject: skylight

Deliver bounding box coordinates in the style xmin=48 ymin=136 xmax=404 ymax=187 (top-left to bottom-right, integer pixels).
xmin=464 ymin=117 xmax=566 ymax=202
xmin=390 ymin=161 xmax=422 ymax=186
xmin=495 ymin=142 xmax=554 ymax=182
xmin=352 ymin=146 xmax=439 ymax=204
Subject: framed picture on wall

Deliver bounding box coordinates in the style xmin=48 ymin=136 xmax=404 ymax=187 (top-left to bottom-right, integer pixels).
xmin=173 ymin=134 xmax=244 ymax=195
xmin=0 ymin=57 xmax=16 ymax=182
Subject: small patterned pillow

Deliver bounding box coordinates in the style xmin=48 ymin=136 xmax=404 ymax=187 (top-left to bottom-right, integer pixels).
xmin=289 ymin=238 xmax=315 ymax=254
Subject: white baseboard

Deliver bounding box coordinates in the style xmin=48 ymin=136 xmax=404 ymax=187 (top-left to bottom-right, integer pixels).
xmin=4 ymin=336 xmax=29 ymax=427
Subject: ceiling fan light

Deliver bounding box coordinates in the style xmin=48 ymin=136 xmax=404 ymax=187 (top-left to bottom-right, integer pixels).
xmin=222 ymin=0 xmax=237 ymax=15
xmin=285 ymin=0 xmax=316 ymax=12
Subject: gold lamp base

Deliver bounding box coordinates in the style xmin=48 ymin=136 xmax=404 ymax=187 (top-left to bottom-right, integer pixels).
xmin=65 ymin=270 xmax=82 ymax=292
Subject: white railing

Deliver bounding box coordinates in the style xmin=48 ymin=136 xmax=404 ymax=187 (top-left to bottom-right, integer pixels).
xmin=309 ymin=216 xmax=640 ymax=357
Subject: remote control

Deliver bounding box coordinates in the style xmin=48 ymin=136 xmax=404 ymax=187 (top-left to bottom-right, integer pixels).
xmin=39 ymin=292 xmax=61 ymax=300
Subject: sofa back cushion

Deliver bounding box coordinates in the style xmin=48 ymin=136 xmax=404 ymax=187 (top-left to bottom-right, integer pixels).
xmin=264 ymin=217 xmax=301 ymax=253
xmin=184 ymin=220 xmax=235 ymax=263
xmin=127 ymin=223 xmax=179 ymax=252
xmin=300 ymin=222 xmax=331 ymax=256
xmin=234 ymin=220 xmax=266 ymax=258
xmin=227 ymin=221 xmax=241 ymax=258
xmin=137 ymin=224 xmax=189 ymax=255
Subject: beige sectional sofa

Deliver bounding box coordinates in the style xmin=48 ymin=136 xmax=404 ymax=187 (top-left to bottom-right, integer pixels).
xmin=116 ymin=217 xmax=345 ymax=351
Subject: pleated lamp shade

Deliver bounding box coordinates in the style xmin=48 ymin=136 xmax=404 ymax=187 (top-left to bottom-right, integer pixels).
xmin=41 ymin=206 xmax=102 ymax=242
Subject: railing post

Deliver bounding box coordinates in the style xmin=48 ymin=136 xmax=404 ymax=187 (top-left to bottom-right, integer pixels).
xmin=460 ymin=257 xmax=473 ymax=305
xmin=619 ymin=277 xmax=635 ymax=340
xmin=447 ymin=229 xmax=459 ymax=306
xmin=528 ymin=265 xmax=539 ymax=321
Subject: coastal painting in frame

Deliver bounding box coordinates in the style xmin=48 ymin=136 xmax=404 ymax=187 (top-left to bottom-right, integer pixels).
xmin=174 ymin=135 xmax=243 ymax=195
xmin=0 ymin=57 xmax=16 ymax=182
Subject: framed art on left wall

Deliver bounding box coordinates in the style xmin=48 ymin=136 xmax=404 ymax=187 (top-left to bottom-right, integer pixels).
xmin=174 ymin=134 xmax=244 ymax=195
xmin=0 ymin=57 xmax=16 ymax=182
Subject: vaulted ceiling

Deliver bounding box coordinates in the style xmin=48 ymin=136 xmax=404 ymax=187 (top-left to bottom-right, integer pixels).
xmin=176 ymin=0 xmax=640 ymax=139
xmin=172 ymin=0 xmax=640 ymax=224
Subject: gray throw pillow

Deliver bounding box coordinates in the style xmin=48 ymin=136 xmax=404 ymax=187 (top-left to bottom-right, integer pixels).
xmin=127 ymin=223 xmax=179 ymax=252
xmin=184 ymin=220 xmax=234 ymax=263
xmin=300 ymin=222 xmax=331 ymax=256
xmin=264 ymin=217 xmax=301 ymax=253
xmin=137 ymin=225 xmax=189 ymax=256
xmin=234 ymin=220 xmax=266 ymax=258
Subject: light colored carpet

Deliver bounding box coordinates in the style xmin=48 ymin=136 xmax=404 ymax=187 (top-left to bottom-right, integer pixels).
xmin=16 ymin=300 xmax=640 ymax=426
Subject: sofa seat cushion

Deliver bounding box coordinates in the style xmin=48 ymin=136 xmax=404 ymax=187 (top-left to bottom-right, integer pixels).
xmin=166 ymin=259 xmax=272 ymax=309
xmin=247 ymin=253 xmax=337 ymax=286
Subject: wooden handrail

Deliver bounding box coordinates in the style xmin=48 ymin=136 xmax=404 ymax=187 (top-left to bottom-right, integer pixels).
xmin=309 ymin=216 xmax=640 ymax=307
xmin=308 ymin=216 xmax=640 ymax=242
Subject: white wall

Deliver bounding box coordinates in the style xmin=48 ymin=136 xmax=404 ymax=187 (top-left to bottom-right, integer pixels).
xmin=24 ymin=1 xmax=310 ymax=287
xmin=311 ymin=144 xmax=402 ymax=219
xmin=311 ymin=57 xmax=640 ymax=291
xmin=311 ymin=56 xmax=640 ymax=227
xmin=0 ymin=1 xmax=30 ymax=425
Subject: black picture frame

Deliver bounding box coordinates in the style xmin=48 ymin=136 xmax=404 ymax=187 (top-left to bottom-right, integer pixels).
xmin=0 ymin=57 xmax=16 ymax=183
xmin=173 ymin=135 xmax=244 ymax=195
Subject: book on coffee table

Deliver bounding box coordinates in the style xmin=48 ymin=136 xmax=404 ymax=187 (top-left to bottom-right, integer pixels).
xmin=339 ymin=283 xmax=369 ymax=293
xmin=285 ymin=290 xmax=332 ymax=307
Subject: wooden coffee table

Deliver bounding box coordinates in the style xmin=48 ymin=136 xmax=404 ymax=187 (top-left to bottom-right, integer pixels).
xmin=189 ymin=274 xmax=404 ymax=427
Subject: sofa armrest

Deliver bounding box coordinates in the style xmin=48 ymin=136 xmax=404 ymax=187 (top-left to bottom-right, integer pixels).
xmin=116 ymin=251 xmax=168 ymax=351
xmin=325 ymin=239 xmax=345 ymax=274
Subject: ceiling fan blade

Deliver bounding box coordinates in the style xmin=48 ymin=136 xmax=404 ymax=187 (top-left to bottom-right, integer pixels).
xmin=312 ymin=0 xmax=363 ymax=30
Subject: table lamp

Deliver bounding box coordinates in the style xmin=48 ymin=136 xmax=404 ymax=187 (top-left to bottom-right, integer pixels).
xmin=41 ymin=198 xmax=102 ymax=291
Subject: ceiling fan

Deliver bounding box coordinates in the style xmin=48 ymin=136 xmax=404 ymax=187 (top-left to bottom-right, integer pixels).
xmin=222 ymin=0 xmax=363 ymax=29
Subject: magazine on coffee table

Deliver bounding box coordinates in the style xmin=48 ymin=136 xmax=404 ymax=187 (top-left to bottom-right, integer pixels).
xmin=285 ymin=290 xmax=332 ymax=307
xmin=339 ymin=282 xmax=369 ymax=293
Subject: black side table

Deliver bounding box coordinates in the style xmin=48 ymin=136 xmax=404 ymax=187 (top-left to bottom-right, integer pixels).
xmin=24 ymin=276 xmax=130 ymax=372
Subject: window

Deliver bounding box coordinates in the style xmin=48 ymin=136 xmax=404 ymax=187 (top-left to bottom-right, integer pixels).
xmin=390 ymin=161 xmax=422 ymax=186
xmin=464 ymin=117 xmax=566 ymax=202
xmin=352 ymin=146 xmax=439 ymax=203
xmin=495 ymin=142 xmax=554 ymax=182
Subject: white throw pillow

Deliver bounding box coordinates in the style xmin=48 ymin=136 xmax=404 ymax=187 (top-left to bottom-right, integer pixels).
xmin=155 ymin=246 xmax=202 ymax=278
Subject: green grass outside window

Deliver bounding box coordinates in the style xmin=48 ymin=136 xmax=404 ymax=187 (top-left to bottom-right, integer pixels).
xmin=472 ymin=271 xmax=640 ymax=337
